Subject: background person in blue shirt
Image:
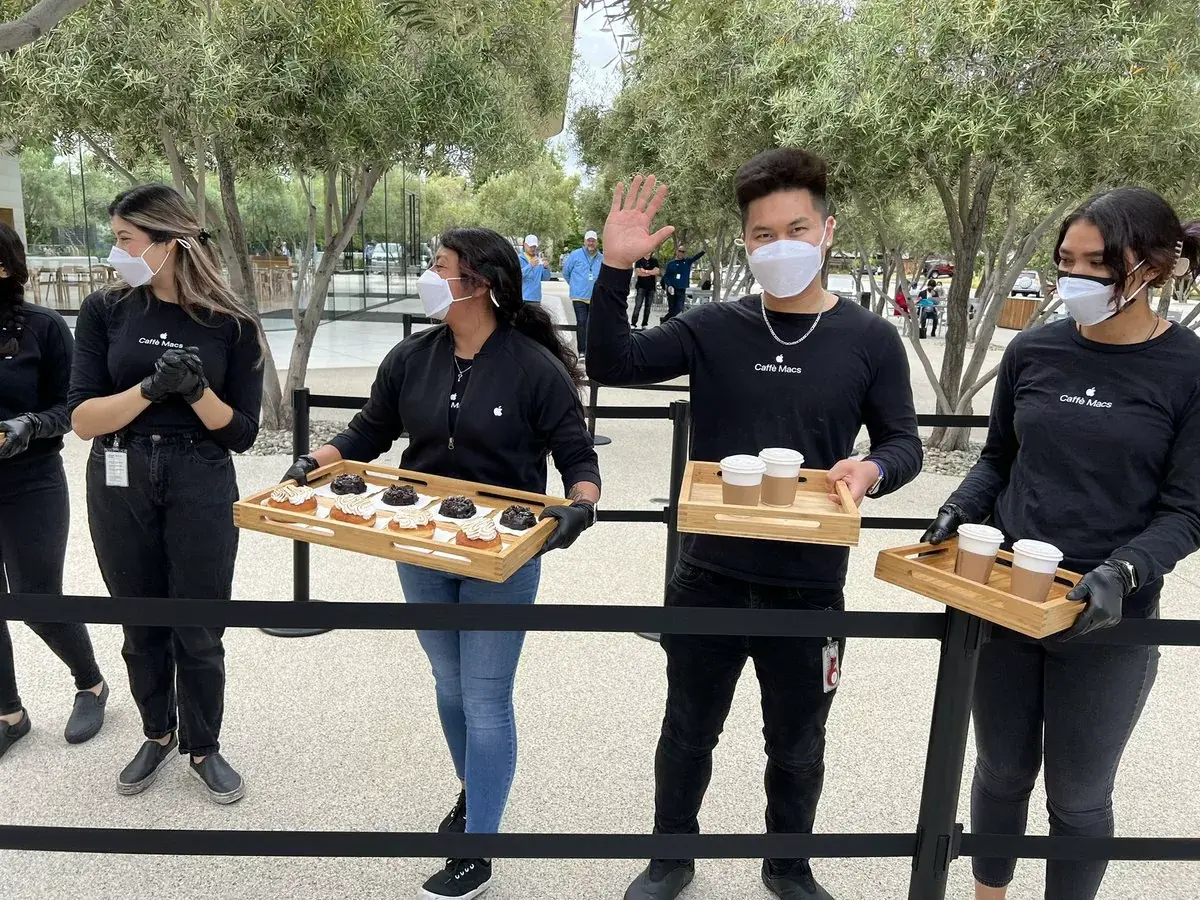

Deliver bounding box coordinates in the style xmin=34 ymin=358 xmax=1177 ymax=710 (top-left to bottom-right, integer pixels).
xmin=519 ymin=234 xmax=552 ymax=302
xmin=662 ymin=245 xmax=705 ymax=321
xmin=563 ymin=229 xmax=604 ymax=354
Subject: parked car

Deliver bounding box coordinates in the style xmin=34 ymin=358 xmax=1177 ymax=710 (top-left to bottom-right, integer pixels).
xmin=1013 ymin=270 xmax=1042 ymax=297
xmin=925 ymin=258 xmax=955 ymax=278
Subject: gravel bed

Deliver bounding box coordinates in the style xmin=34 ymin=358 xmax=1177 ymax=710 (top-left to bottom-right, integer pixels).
xmin=245 ymin=419 xmax=348 ymax=457
xmin=857 ymin=440 xmax=983 ymax=478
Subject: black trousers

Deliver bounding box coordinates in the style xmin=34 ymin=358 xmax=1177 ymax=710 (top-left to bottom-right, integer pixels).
xmin=665 ymin=287 xmax=686 ymax=321
xmin=631 ymin=285 xmax=655 ymax=326
xmin=86 ymin=433 xmax=239 ymax=756
xmin=654 ymin=561 xmax=844 ymax=870
xmin=971 ymin=597 xmax=1161 ymax=900
xmin=0 ymin=455 xmax=102 ymax=716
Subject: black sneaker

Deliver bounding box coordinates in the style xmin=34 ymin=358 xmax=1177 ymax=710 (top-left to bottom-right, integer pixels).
xmin=0 ymin=710 xmax=31 ymax=760
xmin=65 ymin=681 xmax=108 ymax=744
xmin=438 ymin=789 xmax=467 ymax=834
xmin=762 ymin=859 xmax=836 ymax=899
xmin=189 ymin=752 xmax=245 ymax=804
xmin=117 ymin=736 xmax=178 ymax=794
xmin=624 ymin=860 xmax=695 ymax=900
xmin=420 ymin=857 xmax=492 ymax=899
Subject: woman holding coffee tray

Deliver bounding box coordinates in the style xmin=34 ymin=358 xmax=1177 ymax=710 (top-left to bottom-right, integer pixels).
xmin=923 ymin=186 xmax=1200 ymax=900
xmin=283 ymin=227 xmax=601 ymax=900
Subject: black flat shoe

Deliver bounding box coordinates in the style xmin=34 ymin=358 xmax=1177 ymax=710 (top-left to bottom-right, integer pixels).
xmin=762 ymin=860 xmax=836 ymax=900
xmin=0 ymin=710 xmax=31 ymax=760
xmin=189 ymin=752 xmax=245 ymax=804
xmin=65 ymin=681 xmax=108 ymax=744
xmin=438 ymin=789 xmax=467 ymax=834
xmin=117 ymin=736 xmax=178 ymax=795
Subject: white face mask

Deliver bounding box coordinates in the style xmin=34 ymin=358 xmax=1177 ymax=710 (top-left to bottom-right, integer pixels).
xmin=1056 ymin=260 xmax=1144 ymax=327
xmin=417 ymin=268 xmax=499 ymax=320
xmin=108 ymin=243 xmax=169 ymax=287
xmin=747 ymin=225 xmax=830 ymax=299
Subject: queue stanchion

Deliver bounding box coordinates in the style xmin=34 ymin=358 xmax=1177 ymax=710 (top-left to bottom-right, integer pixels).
xmin=906 ymin=608 xmax=989 ymax=899
xmin=403 ymin=314 xmax=413 ymax=339
xmin=587 ymin=380 xmax=612 ymax=447
xmin=260 ymin=387 xmax=334 ymax=639
xmin=637 ymin=399 xmax=691 ymax=644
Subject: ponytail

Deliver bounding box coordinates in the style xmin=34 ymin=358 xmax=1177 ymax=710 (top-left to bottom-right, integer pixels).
xmin=1181 ymin=219 xmax=1200 ymax=278
xmin=511 ymin=301 xmax=584 ymax=389
xmin=0 ymin=223 xmax=28 ymax=356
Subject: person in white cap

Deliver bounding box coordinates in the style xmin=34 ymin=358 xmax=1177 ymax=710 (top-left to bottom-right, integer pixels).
xmin=563 ymin=229 xmax=604 ymax=354
xmin=519 ymin=234 xmax=552 ymax=303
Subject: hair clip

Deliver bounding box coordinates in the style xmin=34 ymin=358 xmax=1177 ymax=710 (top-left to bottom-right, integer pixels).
xmin=198 ymin=229 xmax=212 ymax=246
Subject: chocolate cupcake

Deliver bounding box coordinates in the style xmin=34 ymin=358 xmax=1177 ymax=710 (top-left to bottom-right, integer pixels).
xmin=499 ymin=505 xmax=537 ymax=531
xmin=331 ymin=473 xmax=368 ymax=495
xmin=381 ymin=484 xmax=419 ymax=507
xmin=438 ymin=495 xmax=476 ymax=519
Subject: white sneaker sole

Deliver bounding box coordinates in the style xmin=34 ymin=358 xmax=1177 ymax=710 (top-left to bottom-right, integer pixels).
xmin=418 ymin=877 xmax=491 ymax=900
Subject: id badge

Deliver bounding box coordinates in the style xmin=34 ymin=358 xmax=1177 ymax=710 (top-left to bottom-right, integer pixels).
xmin=105 ymin=449 xmax=129 ymax=488
xmin=822 ymin=638 xmax=840 ymax=693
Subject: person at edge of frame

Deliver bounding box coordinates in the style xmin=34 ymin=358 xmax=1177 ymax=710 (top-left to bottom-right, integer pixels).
xmin=68 ymin=183 xmax=265 ymax=805
xmin=0 ymin=223 xmax=108 ymax=760
xmin=587 ymin=149 xmax=924 ymax=900
xmin=923 ymin=186 xmax=1200 ymax=900
xmin=282 ymin=226 xmax=601 ymax=900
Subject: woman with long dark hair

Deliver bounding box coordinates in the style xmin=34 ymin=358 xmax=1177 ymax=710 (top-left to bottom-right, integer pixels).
xmin=284 ymin=227 xmax=601 ymax=899
xmin=0 ymin=224 xmax=108 ymax=760
xmin=923 ymin=186 xmax=1200 ymax=900
xmin=69 ymin=184 xmax=265 ymax=803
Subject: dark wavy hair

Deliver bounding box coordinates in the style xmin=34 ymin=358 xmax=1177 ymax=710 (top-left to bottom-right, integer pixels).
xmin=439 ymin=227 xmax=583 ymax=388
xmin=0 ymin=223 xmax=28 ymax=356
xmin=1054 ymin=187 xmax=1200 ymax=293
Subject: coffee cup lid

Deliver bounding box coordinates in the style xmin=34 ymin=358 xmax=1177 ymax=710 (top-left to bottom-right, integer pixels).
xmin=956 ymin=523 xmax=1004 ymax=544
xmin=759 ymin=447 xmax=804 ymax=466
xmin=1012 ymin=539 xmax=1064 ymax=562
xmin=720 ymin=454 xmax=767 ymax=475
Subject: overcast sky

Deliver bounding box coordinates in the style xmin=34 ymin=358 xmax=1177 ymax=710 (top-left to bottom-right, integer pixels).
xmin=549 ymin=3 xmax=626 ymax=177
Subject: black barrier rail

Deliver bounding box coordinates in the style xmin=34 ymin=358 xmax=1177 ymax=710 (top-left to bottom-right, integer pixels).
xmin=10 ymin=388 xmax=1183 ymax=899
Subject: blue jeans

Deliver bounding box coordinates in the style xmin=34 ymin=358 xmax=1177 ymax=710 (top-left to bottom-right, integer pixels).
xmin=397 ymin=560 xmax=541 ymax=833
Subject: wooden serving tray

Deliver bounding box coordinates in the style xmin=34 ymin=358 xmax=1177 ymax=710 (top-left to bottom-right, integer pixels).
xmin=233 ymin=460 xmax=563 ymax=583
xmin=874 ymin=539 xmax=1084 ymax=638
xmin=676 ymin=461 xmax=860 ymax=547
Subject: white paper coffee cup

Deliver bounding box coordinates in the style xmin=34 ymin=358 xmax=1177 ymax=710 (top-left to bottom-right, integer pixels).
xmin=719 ymin=454 xmax=767 ymax=486
xmin=956 ymin=524 xmax=1004 ymax=557
xmin=1012 ymin=539 xmax=1064 ymax=575
xmin=758 ymin=447 xmax=804 ymax=478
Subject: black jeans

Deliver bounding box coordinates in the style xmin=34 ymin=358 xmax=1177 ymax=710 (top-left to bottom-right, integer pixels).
xmin=0 ymin=455 xmax=102 ymax=715
xmin=665 ymin=287 xmax=686 ymax=321
xmin=86 ymin=433 xmax=239 ymax=756
xmin=631 ymin=285 xmax=655 ymax=327
xmin=572 ymin=300 xmax=590 ymax=354
xmin=920 ymin=309 xmax=938 ymax=336
xmin=971 ymin=597 xmax=1161 ymax=899
xmin=654 ymin=562 xmax=844 ymax=870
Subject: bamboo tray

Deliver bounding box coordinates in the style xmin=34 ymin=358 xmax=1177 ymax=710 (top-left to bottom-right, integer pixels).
xmin=233 ymin=461 xmax=563 ymax=583
xmin=676 ymin=461 xmax=860 ymax=547
xmin=874 ymin=539 xmax=1084 ymax=638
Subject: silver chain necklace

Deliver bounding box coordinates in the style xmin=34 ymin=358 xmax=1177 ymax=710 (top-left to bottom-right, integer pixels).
xmin=454 ymin=357 xmax=472 ymax=381
xmin=761 ymin=293 xmax=828 ymax=347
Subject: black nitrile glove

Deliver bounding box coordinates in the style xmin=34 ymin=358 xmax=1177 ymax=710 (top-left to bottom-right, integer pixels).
xmin=282 ymin=454 xmax=320 ymax=486
xmin=922 ymin=503 xmax=967 ymax=545
xmin=1060 ymin=560 xmax=1132 ymax=641
xmin=0 ymin=414 xmax=37 ymax=459
xmin=156 ymin=347 xmax=208 ymax=404
xmin=539 ymin=502 xmax=595 ymax=553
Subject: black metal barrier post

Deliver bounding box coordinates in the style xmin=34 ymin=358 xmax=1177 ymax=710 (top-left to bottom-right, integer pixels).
xmin=586 ymin=381 xmax=613 ymax=447
xmin=907 ymin=608 xmax=988 ymax=898
xmin=260 ymin=388 xmax=333 ymax=639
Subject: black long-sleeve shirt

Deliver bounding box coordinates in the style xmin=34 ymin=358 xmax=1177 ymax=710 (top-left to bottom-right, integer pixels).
xmin=0 ymin=303 xmax=73 ymax=469
xmin=68 ymin=288 xmax=263 ymax=452
xmin=587 ymin=264 xmax=922 ymax=588
xmin=330 ymin=324 xmax=601 ymax=496
xmin=949 ymin=320 xmax=1200 ymax=616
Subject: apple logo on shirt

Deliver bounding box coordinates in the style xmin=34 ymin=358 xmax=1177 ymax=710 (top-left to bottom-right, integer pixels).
xmin=160 ymin=332 xmax=169 ymax=340
xmin=1085 ymin=386 xmax=1096 ymax=397
xmin=775 ymin=354 xmax=784 ymax=363
xmin=493 ymin=406 xmax=503 ymax=416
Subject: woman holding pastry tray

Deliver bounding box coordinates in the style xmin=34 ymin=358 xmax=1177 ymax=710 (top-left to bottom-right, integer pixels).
xmin=69 ymin=185 xmax=265 ymax=805
xmin=923 ymin=187 xmax=1200 ymax=900
xmin=283 ymin=227 xmax=601 ymax=900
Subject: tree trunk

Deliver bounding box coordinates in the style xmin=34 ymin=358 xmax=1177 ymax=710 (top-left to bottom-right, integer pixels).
xmin=194 ymin=134 xmax=207 ymax=229
xmin=280 ymin=166 xmax=383 ymax=424
xmin=215 ymin=143 xmax=285 ymax=430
